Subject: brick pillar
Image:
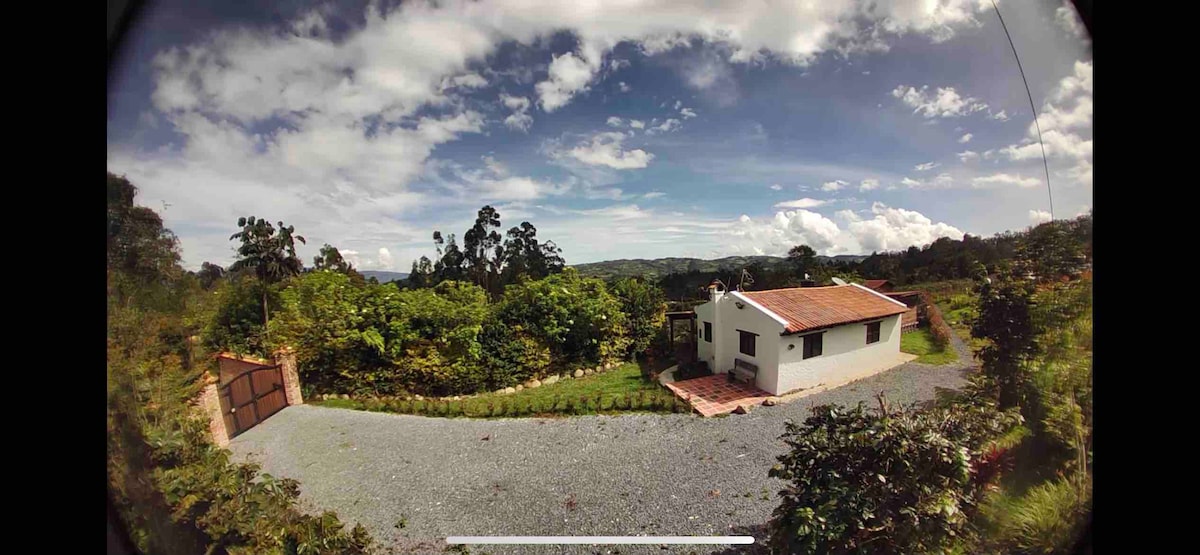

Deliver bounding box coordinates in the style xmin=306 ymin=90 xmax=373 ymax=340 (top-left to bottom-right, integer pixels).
xmin=275 ymin=348 xmax=303 ymax=406
xmin=200 ymin=373 xmax=230 ymax=448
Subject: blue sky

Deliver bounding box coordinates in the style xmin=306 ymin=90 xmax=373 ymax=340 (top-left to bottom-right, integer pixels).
xmin=107 ymin=0 xmax=1092 ymax=272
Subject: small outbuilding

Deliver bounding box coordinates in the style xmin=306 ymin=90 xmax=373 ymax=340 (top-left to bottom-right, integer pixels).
xmin=693 ymin=281 xmax=911 ymax=396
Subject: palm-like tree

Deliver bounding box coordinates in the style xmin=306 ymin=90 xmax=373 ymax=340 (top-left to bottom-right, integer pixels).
xmin=228 ymin=216 xmax=306 ymax=340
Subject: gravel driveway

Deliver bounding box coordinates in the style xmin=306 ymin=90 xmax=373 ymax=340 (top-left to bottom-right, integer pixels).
xmin=230 ymin=346 xmax=973 ymax=555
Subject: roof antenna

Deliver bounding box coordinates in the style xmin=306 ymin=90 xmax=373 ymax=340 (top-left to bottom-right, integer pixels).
xmin=738 ymin=269 xmax=754 ymax=291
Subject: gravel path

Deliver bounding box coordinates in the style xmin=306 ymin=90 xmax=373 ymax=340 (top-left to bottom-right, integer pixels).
xmin=230 ymin=350 xmax=974 ymax=555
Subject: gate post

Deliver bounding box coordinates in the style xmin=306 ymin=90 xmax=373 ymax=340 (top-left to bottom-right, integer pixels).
xmin=275 ymin=347 xmax=303 ymax=406
xmin=200 ymin=373 xmax=231 ymax=447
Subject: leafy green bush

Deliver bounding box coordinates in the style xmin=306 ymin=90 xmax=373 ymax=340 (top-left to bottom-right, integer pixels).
xmin=767 ymin=398 xmax=1021 ymax=555
xmin=976 ymin=477 xmax=1091 ymax=555
xmin=202 ymin=275 xmax=278 ymax=357
xmin=609 ymin=277 xmax=667 ymax=358
xmin=494 ymin=268 xmax=630 ymax=365
xmin=478 ymin=321 xmax=552 ymax=389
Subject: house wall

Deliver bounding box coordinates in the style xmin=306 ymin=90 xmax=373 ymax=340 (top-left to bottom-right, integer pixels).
xmin=713 ymin=293 xmax=786 ymax=393
xmin=773 ymin=313 xmax=902 ymax=395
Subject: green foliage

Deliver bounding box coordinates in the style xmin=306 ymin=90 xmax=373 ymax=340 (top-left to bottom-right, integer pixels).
xmin=971 ymin=273 xmax=1039 ymax=410
xmin=202 ymin=275 xmax=278 ymax=357
xmin=609 ymin=277 xmax=668 ymax=358
xmin=975 ymin=477 xmax=1091 ymax=555
xmin=478 ymin=321 xmax=552 ymax=389
xmin=494 ymin=268 xmax=630 ymax=366
xmin=107 ymin=174 xmax=372 ymax=554
xmin=767 ymin=398 xmax=1021 ymax=555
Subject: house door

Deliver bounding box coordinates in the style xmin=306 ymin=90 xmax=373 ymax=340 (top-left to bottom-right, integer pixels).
xmin=219 ymin=364 xmax=288 ymax=437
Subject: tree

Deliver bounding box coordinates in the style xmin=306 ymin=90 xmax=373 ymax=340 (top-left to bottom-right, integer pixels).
xmin=787 ymin=244 xmax=818 ymax=279
xmin=312 ymin=243 xmax=351 ymax=272
xmin=196 ymin=262 xmax=226 ymax=289
xmin=107 ymin=173 xmax=184 ymax=309
xmin=432 ymin=231 xmax=465 ymax=284
xmin=501 ymin=221 xmax=565 ymax=285
xmin=408 ymin=255 xmax=435 ymax=288
xmin=227 ymin=216 xmax=307 ymax=340
xmin=971 ymin=270 xmax=1039 ymax=410
xmin=462 ymin=205 xmax=503 ymax=294
xmin=610 ymin=278 xmax=668 ymax=358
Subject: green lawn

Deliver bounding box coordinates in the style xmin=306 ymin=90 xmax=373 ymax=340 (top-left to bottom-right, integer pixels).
xmin=901 ymin=327 xmax=959 ymax=365
xmin=311 ymin=362 xmax=689 ymax=418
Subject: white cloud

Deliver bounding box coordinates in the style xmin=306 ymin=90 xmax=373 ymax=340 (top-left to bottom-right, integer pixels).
xmin=1028 ymin=209 xmax=1052 ymax=223
xmin=821 ymin=180 xmax=848 ymax=191
xmin=536 ymin=50 xmax=604 ymax=112
xmin=674 ymin=100 xmax=682 ymax=110
xmin=845 ymin=202 xmax=964 ymax=252
xmin=500 ymin=94 xmax=534 ymax=131
xmin=973 ymin=173 xmax=1041 ymax=189
xmin=680 ymin=107 xmax=698 ymax=119
xmin=606 ymin=116 xmax=623 ymax=127
xmin=646 ymin=118 xmax=682 ymax=134
xmin=1055 ymin=2 xmax=1087 ymax=39
xmin=769 ymin=184 xmax=783 ymax=191
xmin=565 ymin=131 xmax=655 ymax=169
xmin=441 ymin=72 xmax=488 ymax=90
xmin=914 ymin=161 xmax=939 ymax=171
xmin=989 ymin=109 xmax=1009 ymax=121
xmin=958 ymin=133 xmax=973 ymax=143
xmin=618 ymin=81 xmax=631 ymax=92
xmin=774 ymin=198 xmax=827 ymax=209
xmin=642 ymin=191 xmax=666 ymax=199
xmin=891 ymin=85 xmax=987 ymax=118
xmin=629 ymin=119 xmax=645 ymax=129
xmin=730 ymin=209 xmax=842 ymax=252
xmin=859 ymin=178 xmax=879 ymax=191
xmin=956 ymin=150 xmax=979 ymax=163
xmin=996 ymin=61 xmax=1092 ymax=188
xmin=901 ymin=173 xmax=954 ymax=189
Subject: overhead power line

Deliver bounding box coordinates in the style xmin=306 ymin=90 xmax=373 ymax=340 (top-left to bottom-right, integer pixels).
xmin=990 ymin=0 xmax=1054 ymax=220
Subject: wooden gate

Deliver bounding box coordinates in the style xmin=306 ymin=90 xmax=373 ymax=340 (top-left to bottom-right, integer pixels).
xmin=219 ymin=364 xmax=287 ymax=437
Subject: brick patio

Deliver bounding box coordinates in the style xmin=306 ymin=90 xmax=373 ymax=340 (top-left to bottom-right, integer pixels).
xmin=665 ymin=374 xmax=774 ymax=417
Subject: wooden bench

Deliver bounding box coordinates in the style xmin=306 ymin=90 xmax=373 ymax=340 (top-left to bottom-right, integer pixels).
xmin=730 ymin=358 xmax=758 ymax=385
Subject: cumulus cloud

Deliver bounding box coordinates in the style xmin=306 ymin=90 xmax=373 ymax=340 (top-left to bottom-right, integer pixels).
xmin=891 ymin=85 xmax=987 ymax=118
xmin=646 ymin=118 xmax=682 ymax=134
xmin=958 ymin=133 xmax=973 ymax=143
xmin=774 ymin=198 xmax=827 ymax=209
xmin=1055 ymin=2 xmax=1087 ymax=39
xmin=821 ymin=180 xmax=848 ymax=191
xmin=845 ymin=202 xmax=964 ymax=252
xmin=989 ymin=109 xmax=1009 ymax=121
xmin=606 ymin=116 xmax=623 ymax=127
xmin=914 ymin=161 xmax=939 ymax=171
xmin=901 ymin=173 xmax=954 ymax=189
xmin=859 ymin=178 xmax=880 ymax=191
xmin=957 ymin=150 xmax=979 ymax=163
xmin=629 ymin=119 xmax=645 ymax=129
xmin=536 ymin=50 xmax=604 ymax=112
xmin=770 ymin=184 xmax=783 ymax=191
xmin=565 ymin=131 xmax=655 ymax=169
xmin=1028 ymin=209 xmax=1052 ymax=223
xmin=618 ymin=81 xmax=631 ymax=92
xmin=680 ymin=107 xmax=698 ymax=119
xmin=730 ymin=209 xmax=842 ymax=253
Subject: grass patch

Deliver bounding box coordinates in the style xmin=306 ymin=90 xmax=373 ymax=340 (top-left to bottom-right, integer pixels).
xmin=901 ymin=327 xmax=959 ymax=365
xmin=309 ymin=362 xmax=690 ymax=418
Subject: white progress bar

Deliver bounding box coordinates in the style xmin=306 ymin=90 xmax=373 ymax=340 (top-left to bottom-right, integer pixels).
xmin=446 ymin=536 xmax=754 ymax=545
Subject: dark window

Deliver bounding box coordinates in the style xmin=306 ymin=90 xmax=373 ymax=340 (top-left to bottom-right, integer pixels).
xmin=738 ymin=330 xmax=757 ymax=356
xmin=803 ymin=333 xmax=823 ymax=359
xmin=866 ymin=321 xmax=881 ymax=344
xmin=703 ymin=322 xmax=712 ymax=343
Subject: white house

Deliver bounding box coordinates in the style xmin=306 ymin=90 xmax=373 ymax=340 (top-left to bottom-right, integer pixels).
xmin=693 ymin=281 xmax=911 ymax=396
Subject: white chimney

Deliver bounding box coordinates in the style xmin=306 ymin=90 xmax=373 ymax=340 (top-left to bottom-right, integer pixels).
xmin=707 ymin=280 xmax=725 ymax=303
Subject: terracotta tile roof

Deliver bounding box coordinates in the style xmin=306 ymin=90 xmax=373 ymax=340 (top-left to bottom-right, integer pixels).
xmin=863 ymin=279 xmax=891 ymax=291
xmin=740 ymin=285 xmax=908 ymax=334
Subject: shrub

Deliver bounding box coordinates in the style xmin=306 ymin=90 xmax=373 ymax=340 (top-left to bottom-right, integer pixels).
xmin=767 ymin=398 xmax=1021 ymax=555
xmin=609 ymin=277 xmax=668 ymax=358
xmin=976 ymin=477 xmax=1091 ymax=554
xmin=922 ymin=293 xmax=953 ymax=351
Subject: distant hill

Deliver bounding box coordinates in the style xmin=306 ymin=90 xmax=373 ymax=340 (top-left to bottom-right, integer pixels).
xmin=571 ymin=254 xmax=868 ymax=280
xmin=359 ymin=270 xmax=409 ymax=283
